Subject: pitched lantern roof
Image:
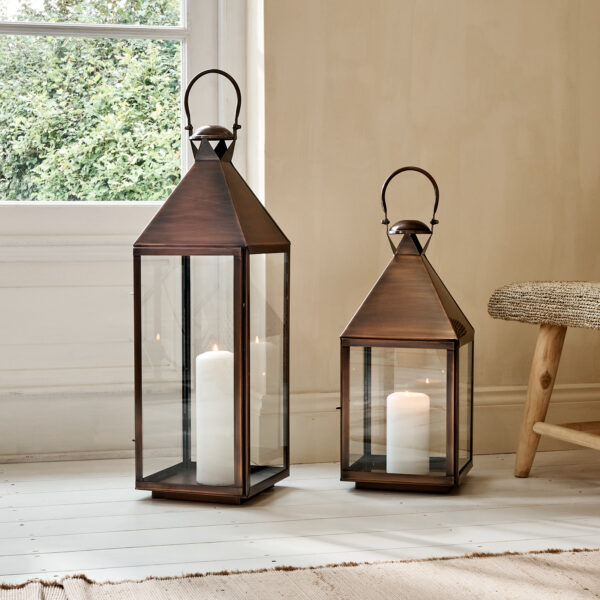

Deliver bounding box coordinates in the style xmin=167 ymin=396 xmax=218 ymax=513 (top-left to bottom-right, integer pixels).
xmin=342 ymin=234 xmax=474 ymax=342
xmin=134 ymin=139 xmax=289 ymax=252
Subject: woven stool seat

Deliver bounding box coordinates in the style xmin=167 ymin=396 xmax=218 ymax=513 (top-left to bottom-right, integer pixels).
xmin=488 ymin=281 xmax=600 ymax=330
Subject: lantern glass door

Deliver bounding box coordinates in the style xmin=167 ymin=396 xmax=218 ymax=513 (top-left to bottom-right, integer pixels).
xmin=347 ymin=345 xmax=448 ymax=476
xmin=140 ymin=254 xmax=237 ymax=488
xmin=249 ymin=253 xmax=288 ymax=492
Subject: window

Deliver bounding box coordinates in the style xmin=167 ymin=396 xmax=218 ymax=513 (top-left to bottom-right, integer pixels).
xmin=0 ymin=2 xmax=263 ymax=462
xmin=0 ymin=0 xmax=186 ymax=202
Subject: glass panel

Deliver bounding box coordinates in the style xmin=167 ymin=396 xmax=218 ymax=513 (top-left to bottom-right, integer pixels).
xmin=249 ymin=253 xmax=286 ymax=489
xmin=191 ymin=256 xmax=235 ymax=487
xmin=348 ymin=346 xmax=447 ymax=476
xmin=141 ymin=255 xmax=236 ymax=488
xmin=458 ymin=342 xmax=473 ymax=471
xmin=0 ymin=0 xmax=181 ymax=26
xmin=141 ymin=256 xmax=182 ymax=479
xmin=348 ymin=349 xmax=364 ymax=466
xmin=0 ymin=35 xmax=180 ymax=201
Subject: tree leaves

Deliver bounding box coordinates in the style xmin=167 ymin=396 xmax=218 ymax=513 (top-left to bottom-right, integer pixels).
xmin=0 ymin=0 xmax=181 ymax=201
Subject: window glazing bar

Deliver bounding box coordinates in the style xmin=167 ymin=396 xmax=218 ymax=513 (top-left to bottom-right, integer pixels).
xmin=0 ymin=21 xmax=187 ymax=40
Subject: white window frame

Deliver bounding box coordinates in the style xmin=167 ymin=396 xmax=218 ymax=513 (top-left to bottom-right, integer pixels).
xmin=0 ymin=0 xmax=264 ymax=251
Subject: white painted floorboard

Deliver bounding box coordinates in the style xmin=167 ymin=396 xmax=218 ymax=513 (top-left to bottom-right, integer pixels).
xmin=0 ymin=450 xmax=598 ymax=584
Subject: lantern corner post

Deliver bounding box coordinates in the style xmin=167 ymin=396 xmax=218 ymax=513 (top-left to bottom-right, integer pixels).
xmin=469 ymin=338 xmax=475 ymax=465
xmin=235 ymin=248 xmax=251 ymax=499
xmin=181 ymin=255 xmax=192 ymax=468
xmin=362 ymin=346 xmax=372 ymax=463
xmin=339 ymin=340 xmax=351 ymax=477
xmin=448 ymin=341 xmax=459 ymax=485
xmin=283 ymin=249 xmax=291 ymax=473
xmin=133 ymin=252 xmax=144 ymax=484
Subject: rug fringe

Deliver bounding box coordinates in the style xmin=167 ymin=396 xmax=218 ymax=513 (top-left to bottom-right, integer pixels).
xmin=1 ymin=546 xmax=598 ymax=590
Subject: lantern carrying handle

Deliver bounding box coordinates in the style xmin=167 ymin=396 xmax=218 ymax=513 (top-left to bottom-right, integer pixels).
xmin=183 ymin=69 xmax=242 ymax=138
xmin=380 ymin=166 xmax=440 ymax=254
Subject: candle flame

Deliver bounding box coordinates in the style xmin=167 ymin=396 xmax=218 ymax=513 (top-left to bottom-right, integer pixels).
xmin=254 ymin=336 xmax=259 ymax=344
xmin=425 ymin=378 xmax=430 ymax=384
xmin=262 ymin=371 xmax=266 ymax=377
xmin=212 ymin=344 xmax=219 ymax=352
xmin=155 ymin=333 xmax=160 ymax=341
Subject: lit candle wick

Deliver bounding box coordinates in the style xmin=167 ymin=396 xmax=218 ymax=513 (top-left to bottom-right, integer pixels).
xmin=212 ymin=344 xmax=219 ymax=352
xmin=255 ymin=336 xmax=259 ymax=344
xmin=425 ymin=378 xmax=430 ymax=384
xmin=155 ymin=333 xmax=160 ymax=341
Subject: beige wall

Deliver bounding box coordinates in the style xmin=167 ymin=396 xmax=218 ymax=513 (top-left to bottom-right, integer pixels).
xmin=264 ymin=0 xmax=600 ymax=451
xmin=3 ymin=1 xmax=598 ymax=463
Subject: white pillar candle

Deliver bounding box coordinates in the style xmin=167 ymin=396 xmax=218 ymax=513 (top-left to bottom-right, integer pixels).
xmin=195 ymin=346 xmax=235 ymax=486
xmin=386 ymin=391 xmax=430 ymax=474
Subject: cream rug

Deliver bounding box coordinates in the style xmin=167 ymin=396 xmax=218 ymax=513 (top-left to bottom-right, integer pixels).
xmin=2 ymin=549 xmax=599 ymax=599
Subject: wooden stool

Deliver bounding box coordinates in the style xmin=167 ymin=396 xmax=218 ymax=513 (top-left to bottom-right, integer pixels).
xmin=488 ymin=281 xmax=600 ymax=477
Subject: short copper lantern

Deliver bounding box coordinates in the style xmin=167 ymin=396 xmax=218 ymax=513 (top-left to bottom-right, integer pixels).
xmin=134 ymin=70 xmax=290 ymax=504
xmin=340 ymin=167 xmax=474 ymax=492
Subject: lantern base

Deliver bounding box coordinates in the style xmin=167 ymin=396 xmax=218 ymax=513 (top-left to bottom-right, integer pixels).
xmin=138 ymin=463 xmax=290 ymax=504
xmin=355 ymin=481 xmax=455 ymax=493
xmin=347 ymin=460 xmax=472 ymax=494
xmin=151 ymin=490 xmax=248 ymax=504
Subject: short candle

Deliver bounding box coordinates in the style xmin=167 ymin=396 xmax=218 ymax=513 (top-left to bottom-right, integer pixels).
xmin=386 ymin=391 xmax=430 ymax=474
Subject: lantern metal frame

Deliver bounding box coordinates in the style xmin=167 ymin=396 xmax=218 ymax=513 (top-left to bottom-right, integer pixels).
xmin=339 ymin=167 xmax=474 ymax=493
xmin=133 ymin=70 xmax=290 ymax=504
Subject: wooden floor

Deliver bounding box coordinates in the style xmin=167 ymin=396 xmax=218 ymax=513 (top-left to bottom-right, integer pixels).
xmin=0 ymin=450 xmax=599 ymax=584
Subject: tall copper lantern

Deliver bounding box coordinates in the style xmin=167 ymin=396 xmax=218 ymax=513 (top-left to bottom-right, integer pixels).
xmin=134 ymin=70 xmax=290 ymax=504
xmin=340 ymin=167 xmax=473 ymax=492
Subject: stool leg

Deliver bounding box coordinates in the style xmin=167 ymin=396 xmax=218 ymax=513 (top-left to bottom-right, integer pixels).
xmin=515 ymin=323 xmax=567 ymax=477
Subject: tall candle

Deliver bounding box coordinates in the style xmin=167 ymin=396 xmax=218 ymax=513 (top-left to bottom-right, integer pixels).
xmin=386 ymin=391 xmax=430 ymax=474
xmin=195 ymin=346 xmax=235 ymax=486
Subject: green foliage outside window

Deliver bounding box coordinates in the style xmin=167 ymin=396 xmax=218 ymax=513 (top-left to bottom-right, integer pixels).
xmin=0 ymin=0 xmax=182 ymax=201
